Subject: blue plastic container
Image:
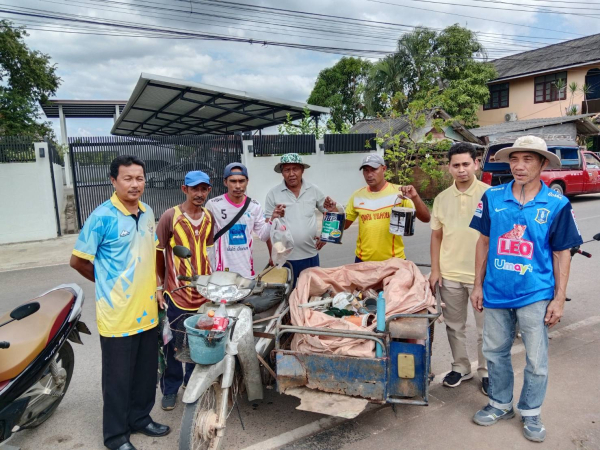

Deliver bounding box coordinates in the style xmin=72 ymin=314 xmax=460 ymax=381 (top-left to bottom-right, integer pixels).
xmin=184 ymin=315 xmax=229 ymax=365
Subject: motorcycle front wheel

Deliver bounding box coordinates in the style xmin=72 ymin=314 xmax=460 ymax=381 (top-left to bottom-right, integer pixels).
xmin=179 ymin=377 xmax=226 ymax=450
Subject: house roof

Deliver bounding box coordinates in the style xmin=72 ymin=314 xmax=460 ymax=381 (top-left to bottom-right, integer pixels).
xmin=111 ymin=73 xmax=329 ymax=136
xmin=469 ymin=114 xmax=600 ymax=138
xmin=492 ymin=34 xmax=600 ymax=82
xmin=350 ymin=109 xmax=482 ymax=147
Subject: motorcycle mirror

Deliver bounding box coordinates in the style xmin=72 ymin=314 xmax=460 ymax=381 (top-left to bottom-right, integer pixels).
xmin=10 ymin=302 xmax=40 ymax=321
xmin=173 ymin=245 xmax=192 ymax=259
xmin=593 ymin=233 xmax=600 ymax=241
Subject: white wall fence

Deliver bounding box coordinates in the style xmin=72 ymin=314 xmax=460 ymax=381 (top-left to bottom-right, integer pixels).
xmin=0 ymin=143 xmax=64 ymax=244
xmin=241 ymin=139 xmax=384 ymax=207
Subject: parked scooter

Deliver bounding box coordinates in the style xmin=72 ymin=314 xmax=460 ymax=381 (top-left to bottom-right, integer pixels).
xmin=171 ymin=246 xmax=292 ymax=450
xmin=0 ymin=284 xmax=90 ymax=443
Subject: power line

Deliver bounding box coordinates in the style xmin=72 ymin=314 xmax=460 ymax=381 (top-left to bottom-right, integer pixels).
xmin=365 ymin=0 xmax=585 ymax=35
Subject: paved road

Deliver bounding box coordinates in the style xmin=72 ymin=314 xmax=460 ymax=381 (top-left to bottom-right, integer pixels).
xmin=1 ymin=194 xmax=600 ymax=450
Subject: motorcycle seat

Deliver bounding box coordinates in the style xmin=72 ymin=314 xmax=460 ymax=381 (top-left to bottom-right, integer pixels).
xmin=0 ymin=289 xmax=75 ymax=383
xmin=260 ymin=267 xmax=289 ymax=284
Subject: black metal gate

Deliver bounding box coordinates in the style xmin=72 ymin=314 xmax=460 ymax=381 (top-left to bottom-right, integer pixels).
xmin=69 ymin=134 xmax=243 ymax=228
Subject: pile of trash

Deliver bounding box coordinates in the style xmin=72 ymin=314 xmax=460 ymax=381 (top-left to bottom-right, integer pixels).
xmin=289 ymin=258 xmax=435 ymax=358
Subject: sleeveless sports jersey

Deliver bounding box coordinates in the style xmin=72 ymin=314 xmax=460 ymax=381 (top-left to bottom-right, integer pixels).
xmin=156 ymin=205 xmax=213 ymax=310
xmin=206 ymin=194 xmax=271 ymax=278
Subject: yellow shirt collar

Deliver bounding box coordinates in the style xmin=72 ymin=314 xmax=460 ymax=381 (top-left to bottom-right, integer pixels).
xmin=451 ymin=178 xmax=479 ymax=197
xmin=110 ymin=192 xmax=146 ymax=215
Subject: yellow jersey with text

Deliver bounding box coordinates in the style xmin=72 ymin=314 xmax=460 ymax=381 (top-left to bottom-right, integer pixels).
xmin=346 ymin=182 xmax=414 ymax=261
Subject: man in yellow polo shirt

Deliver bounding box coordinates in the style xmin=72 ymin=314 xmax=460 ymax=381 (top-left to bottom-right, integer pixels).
xmin=338 ymin=154 xmax=430 ymax=262
xmin=429 ymin=143 xmax=490 ymax=395
xmin=70 ymin=155 xmax=169 ymax=450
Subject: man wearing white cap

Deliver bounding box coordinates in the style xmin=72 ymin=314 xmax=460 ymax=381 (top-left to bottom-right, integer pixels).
xmin=338 ymin=153 xmax=430 ymax=262
xmin=469 ymin=136 xmax=582 ymax=442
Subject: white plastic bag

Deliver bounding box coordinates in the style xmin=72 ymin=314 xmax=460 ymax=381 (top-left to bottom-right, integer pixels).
xmin=270 ymin=218 xmax=294 ymax=267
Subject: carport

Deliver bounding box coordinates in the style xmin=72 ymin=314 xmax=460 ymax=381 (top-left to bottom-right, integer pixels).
xmin=111 ymin=73 xmax=329 ymax=136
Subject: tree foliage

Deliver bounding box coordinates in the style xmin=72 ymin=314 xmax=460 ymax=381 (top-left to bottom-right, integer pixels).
xmin=364 ymin=24 xmax=496 ymax=127
xmin=376 ymin=96 xmax=451 ymax=190
xmin=277 ymin=107 xmax=350 ymax=138
xmin=0 ymin=21 xmax=61 ymax=139
xmin=307 ymin=57 xmax=372 ymax=132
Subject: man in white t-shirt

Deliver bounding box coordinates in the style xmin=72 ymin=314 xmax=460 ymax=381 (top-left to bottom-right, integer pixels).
xmin=206 ymin=163 xmax=284 ymax=278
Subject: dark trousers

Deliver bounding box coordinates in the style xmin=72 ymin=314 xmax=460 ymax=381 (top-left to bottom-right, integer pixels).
xmin=160 ymin=295 xmax=194 ymax=396
xmin=355 ymin=256 xmax=363 ymax=263
xmin=100 ymin=329 xmax=158 ymax=449
xmin=288 ymin=254 xmax=320 ymax=287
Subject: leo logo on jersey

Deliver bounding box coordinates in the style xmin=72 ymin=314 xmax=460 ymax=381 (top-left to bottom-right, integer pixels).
xmin=497 ymin=225 xmax=534 ymax=260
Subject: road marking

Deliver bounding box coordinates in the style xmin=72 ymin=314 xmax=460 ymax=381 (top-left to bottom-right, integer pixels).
xmin=240 ymin=315 xmax=600 ymax=450
xmin=577 ymin=213 xmax=600 ymax=222
xmin=0 ymin=262 xmax=70 ymax=274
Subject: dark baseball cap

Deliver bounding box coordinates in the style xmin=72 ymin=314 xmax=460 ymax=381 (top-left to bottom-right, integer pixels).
xmin=359 ymin=154 xmax=385 ymax=170
xmin=224 ymin=163 xmax=249 ymax=179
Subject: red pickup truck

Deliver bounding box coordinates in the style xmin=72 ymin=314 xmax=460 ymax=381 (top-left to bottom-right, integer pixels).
xmin=481 ymin=144 xmax=600 ymax=196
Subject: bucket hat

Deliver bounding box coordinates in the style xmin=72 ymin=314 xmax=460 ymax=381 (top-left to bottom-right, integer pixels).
xmin=494 ymin=135 xmax=561 ymax=169
xmin=274 ymin=153 xmax=311 ymax=174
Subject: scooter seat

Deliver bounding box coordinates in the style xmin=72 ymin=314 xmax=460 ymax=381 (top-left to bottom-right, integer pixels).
xmin=0 ymin=289 xmax=75 ymax=383
xmin=260 ymin=267 xmax=289 ymax=284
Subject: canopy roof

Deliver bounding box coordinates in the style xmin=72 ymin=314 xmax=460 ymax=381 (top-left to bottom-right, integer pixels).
xmin=41 ymin=100 xmax=127 ymax=118
xmin=111 ymin=73 xmax=330 ymax=136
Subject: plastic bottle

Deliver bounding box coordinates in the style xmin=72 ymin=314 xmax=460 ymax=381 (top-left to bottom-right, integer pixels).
xmin=195 ymin=310 xmax=215 ymax=330
xmin=376 ymin=291 xmax=386 ymax=358
xmin=212 ymin=299 xmax=229 ymax=332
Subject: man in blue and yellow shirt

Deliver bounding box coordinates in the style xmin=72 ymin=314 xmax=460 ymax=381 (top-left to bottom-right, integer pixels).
xmin=469 ymin=136 xmax=582 ymax=443
xmin=71 ymin=155 xmax=169 ymax=450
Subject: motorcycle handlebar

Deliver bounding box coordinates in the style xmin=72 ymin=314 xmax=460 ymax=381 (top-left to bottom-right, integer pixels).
xmin=0 ymin=341 xmax=10 ymax=349
xmin=579 ymin=250 xmax=592 ymax=258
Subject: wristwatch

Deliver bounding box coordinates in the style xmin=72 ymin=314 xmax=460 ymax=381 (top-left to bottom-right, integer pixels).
xmin=156 ymin=285 xmax=164 ymax=291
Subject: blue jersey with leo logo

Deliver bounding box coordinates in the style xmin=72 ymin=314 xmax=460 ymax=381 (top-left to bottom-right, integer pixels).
xmin=470 ymin=180 xmax=582 ymax=309
xmin=72 ymin=192 xmax=158 ymax=337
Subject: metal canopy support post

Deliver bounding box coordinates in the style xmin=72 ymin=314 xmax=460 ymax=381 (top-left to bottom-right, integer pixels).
xmin=59 ymin=105 xmax=73 ymax=187
xmin=114 ymin=104 xmax=120 ymax=123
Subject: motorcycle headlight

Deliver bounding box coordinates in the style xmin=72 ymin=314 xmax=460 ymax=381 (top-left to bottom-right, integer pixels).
xmin=197 ymin=283 xmax=251 ymax=302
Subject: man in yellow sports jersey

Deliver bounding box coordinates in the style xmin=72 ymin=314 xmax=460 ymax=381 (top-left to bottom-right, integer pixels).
xmin=70 ymin=155 xmax=170 ymax=450
xmin=340 ymin=154 xmax=430 ymax=262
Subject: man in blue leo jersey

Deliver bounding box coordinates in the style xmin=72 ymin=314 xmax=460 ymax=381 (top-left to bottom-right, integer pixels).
xmin=469 ymin=136 xmax=582 ymax=443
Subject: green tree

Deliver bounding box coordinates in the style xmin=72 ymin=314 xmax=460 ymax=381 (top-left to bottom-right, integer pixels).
xmin=0 ymin=21 xmax=61 ymax=139
xmin=307 ymin=57 xmax=372 ymax=132
xmin=364 ymin=24 xmax=495 ymax=127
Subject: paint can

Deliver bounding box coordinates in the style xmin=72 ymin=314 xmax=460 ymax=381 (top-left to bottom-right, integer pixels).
xmin=389 ymin=195 xmax=416 ymax=237
xmin=320 ymin=209 xmax=345 ymax=244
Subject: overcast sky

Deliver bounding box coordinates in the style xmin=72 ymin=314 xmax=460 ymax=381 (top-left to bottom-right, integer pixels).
xmin=3 ymin=0 xmax=599 ymax=139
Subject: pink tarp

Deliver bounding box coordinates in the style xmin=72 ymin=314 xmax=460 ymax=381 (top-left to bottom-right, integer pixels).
xmin=290 ymin=259 xmax=436 ymax=358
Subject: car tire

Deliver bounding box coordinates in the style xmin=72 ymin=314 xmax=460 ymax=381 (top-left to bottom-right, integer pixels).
xmin=549 ymin=183 xmax=564 ymax=195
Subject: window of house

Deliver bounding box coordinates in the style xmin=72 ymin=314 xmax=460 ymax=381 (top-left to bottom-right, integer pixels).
xmin=534 ymin=72 xmax=567 ymax=103
xmin=484 ymin=83 xmax=509 ymax=110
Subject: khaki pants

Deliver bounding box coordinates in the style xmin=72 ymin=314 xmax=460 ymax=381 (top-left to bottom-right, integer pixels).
xmin=440 ymin=278 xmax=487 ymax=379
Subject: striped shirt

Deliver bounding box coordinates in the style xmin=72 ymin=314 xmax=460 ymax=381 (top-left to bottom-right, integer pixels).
xmin=156 ymin=205 xmax=214 ymax=310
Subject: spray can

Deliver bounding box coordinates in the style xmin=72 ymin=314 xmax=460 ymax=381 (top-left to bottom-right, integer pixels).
xmin=376 ymin=291 xmax=386 ymax=357
xmin=320 ymin=205 xmax=345 ymax=244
